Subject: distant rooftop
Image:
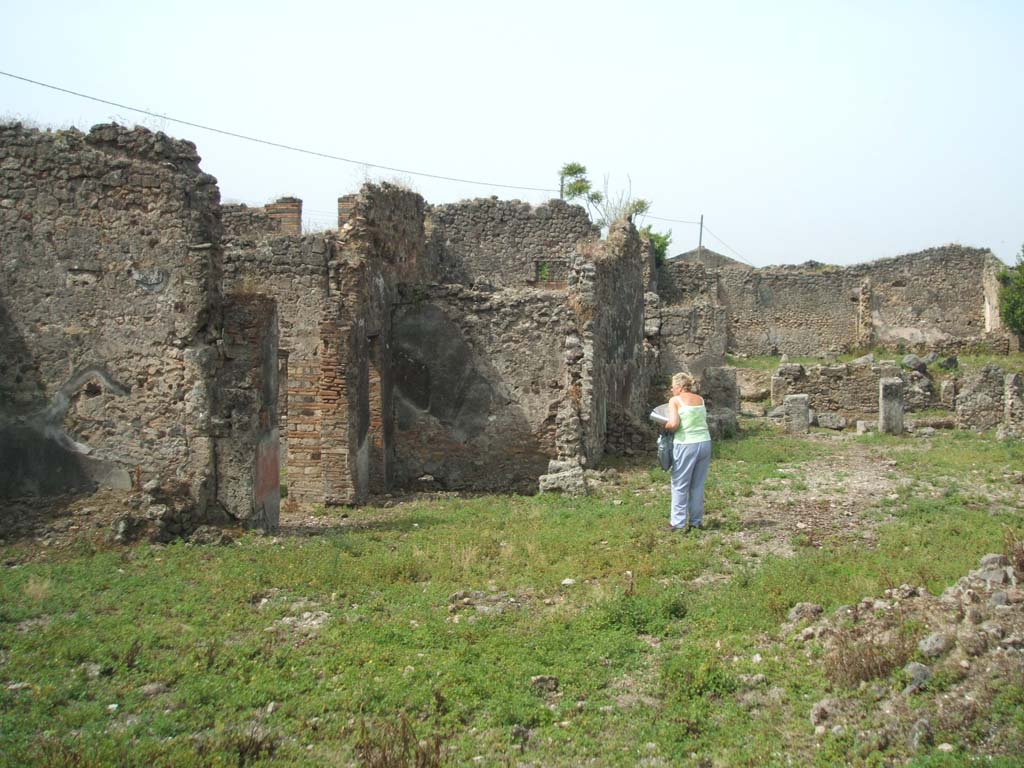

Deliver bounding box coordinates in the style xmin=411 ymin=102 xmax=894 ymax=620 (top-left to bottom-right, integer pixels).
xmin=670 ymin=247 xmax=752 ymax=271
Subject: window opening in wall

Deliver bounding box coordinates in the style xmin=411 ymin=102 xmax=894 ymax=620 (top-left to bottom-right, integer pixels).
xmin=532 ymin=259 xmax=568 ymax=288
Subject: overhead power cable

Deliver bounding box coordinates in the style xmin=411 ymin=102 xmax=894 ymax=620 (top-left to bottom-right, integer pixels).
xmin=646 ymin=214 xmax=702 ymax=226
xmin=702 ymin=224 xmax=755 ymax=267
xmin=0 ymin=70 xmax=559 ymax=194
xmin=1 ymin=69 xmax=761 ymax=265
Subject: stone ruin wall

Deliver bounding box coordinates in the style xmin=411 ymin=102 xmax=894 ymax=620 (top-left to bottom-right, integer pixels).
xmin=654 ymin=260 xmax=730 ymax=377
xmin=426 ymin=197 xmax=597 ymax=288
xmin=768 ymin=359 xmax=1024 ymax=437
xmin=222 ymin=183 xmax=597 ymax=499
xmin=0 ymin=122 xmax=278 ymax=529
xmin=666 ymin=246 xmax=1011 ymax=361
xmin=333 ymin=185 xmax=428 ymax=502
xmin=6 ymin=119 xmax=1019 ymax=522
xmin=392 ymin=285 xmax=570 ymax=493
xmin=222 ymin=197 xmax=303 ymax=238
xmin=770 ymin=361 xmax=937 ymax=417
xmin=222 ymin=229 xmax=333 ymax=503
xmin=954 ymin=365 xmax=1024 ymax=437
xmin=718 ymin=264 xmax=862 ymax=356
xmin=223 ymin=184 xmax=428 ymax=505
xmin=567 ymin=222 xmax=656 ymax=462
xmin=852 ymin=248 xmax=1005 ymax=349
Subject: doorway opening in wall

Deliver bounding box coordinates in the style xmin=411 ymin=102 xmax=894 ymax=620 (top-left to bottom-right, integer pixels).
xmin=367 ymin=334 xmax=386 ymax=494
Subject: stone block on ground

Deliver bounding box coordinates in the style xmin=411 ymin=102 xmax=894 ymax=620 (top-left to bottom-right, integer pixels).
xmin=816 ymin=412 xmax=847 ymax=430
xmin=538 ymin=467 xmax=589 ymax=496
xmin=879 ymin=377 xmax=904 ymax=435
xmin=783 ymin=394 xmax=810 ymax=435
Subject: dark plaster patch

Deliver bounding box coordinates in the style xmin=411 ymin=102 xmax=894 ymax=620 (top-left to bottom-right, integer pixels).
xmin=393 ymin=303 xmax=493 ymax=441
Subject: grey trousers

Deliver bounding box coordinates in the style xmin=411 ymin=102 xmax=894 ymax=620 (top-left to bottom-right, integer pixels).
xmin=670 ymin=440 xmax=712 ymax=528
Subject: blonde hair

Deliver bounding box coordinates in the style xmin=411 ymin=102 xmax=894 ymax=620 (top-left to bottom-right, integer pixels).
xmin=671 ymin=372 xmax=695 ymax=394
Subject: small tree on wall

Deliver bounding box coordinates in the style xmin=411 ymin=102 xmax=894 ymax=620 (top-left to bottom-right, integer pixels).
xmin=558 ymin=161 xmax=669 ymax=258
xmin=559 ymin=162 xmax=603 ymax=211
xmin=639 ymin=225 xmax=672 ymax=265
xmin=998 ymin=243 xmax=1024 ymax=334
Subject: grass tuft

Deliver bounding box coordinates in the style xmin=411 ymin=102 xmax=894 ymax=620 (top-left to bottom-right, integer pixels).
xmin=355 ymin=712 xmax=446 ymax=768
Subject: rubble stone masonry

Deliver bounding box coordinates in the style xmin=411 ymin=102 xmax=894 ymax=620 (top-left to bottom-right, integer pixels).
xmin=671 ymin=246 xmax=1009 ymax=358
xmin=3 ymin=119 xmax=1019 ymax=521
xmin=426 ymin=197 xmax=597 ymax=287
xmin=0 ymin=122 xmax=276 ymax=526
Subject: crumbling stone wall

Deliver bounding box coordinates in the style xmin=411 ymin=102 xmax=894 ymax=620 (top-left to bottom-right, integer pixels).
xmin=670 ymin=245 xmax=1010 ymax=359
xmin=217 ymin=294 xmax=279 ymax=528
xmin=9 ymin=119 xmax=1016 ymax=519
xmin=332 ymin=184 xmax=427 ymax=501
xmin=392 ymin=284 xmax=570 ymax=492
xmin=224 ymin=183 xmax=427 ymax=506
xmin=719 ymin=264 xmax=861 ymax=356
xmin=770 ymin=360 xmax=938 ymax=416
xmin=223 ymin=197 xmax=302 ymax=237
xmin=534 ymin=218 xmax=656 ymax=496
xmin=0 ymin=122 xmax=276 ymax=528
xmin=655 ymin=260 xmax=729 ymax=376
xmin=426 ymin=197 xmax=597 ymax=287
xmin=956 ymin=364 xmax=1006 ymax=431
xmin=222 ymin=231 xmax=331 ymax=502
xmin=570 ymin=222 xmax=654 ymax=462
xmin=855 ymin=247 xmax=1007 ymax=349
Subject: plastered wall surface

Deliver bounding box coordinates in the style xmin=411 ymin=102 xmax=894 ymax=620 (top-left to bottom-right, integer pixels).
xmin=0 ymin=122 xmax=276 ymax=527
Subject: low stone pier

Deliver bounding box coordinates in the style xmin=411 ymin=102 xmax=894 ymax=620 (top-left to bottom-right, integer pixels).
xmin=879 ymin=377 xmax=904 ymax=435
xmin=784 ymin=394 xmax=810 ymax=435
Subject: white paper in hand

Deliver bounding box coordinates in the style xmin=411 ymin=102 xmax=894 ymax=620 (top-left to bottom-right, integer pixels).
xmin=649 ymin=403 xmax=671 ymax=425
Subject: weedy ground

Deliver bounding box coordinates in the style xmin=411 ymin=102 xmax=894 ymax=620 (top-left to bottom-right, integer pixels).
xmin=1 ymin=423 xmax=1023 ymax=767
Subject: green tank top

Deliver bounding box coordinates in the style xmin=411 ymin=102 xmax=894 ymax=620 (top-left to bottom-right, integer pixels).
xmin=674 ymin=404 xmax=712 ymax=445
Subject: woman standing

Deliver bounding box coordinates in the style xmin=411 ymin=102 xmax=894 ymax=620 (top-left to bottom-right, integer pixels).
xmin=663 ymin=372 xmax=712 ymax=531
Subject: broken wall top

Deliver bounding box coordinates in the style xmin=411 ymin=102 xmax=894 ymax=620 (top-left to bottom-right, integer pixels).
xmin=426 ymin=197 xmax=598 ymax=288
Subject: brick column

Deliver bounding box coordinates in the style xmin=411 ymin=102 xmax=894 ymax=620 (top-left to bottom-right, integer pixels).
xmin=265 ymin=197 xmax=302 ymax=236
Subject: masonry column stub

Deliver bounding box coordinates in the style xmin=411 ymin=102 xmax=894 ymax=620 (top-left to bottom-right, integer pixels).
xmin=784 ymin=394 xmax=810 ymax=435
xmin=879 ymin=377 xmax=904 ymax=435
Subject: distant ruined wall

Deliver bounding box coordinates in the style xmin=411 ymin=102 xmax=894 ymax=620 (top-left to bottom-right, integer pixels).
xmin=12 ymin=118 xmax=1015 ymax=516
xmin=222 ymin=232 xmax=332 ymax=504
xmin=334 ymin=184 xmax=428 ymax=500
xmin=0 ymin=122 xmax=276 ymax=526
xmin=217 ymin=294 xmax=279 ymax=528
xmin=719 ymin=265 xmax=861 ymax=356
xmin=655 ymin=260 xmax=730 ymax=377
xmin=770 ymin=361 xmax=938 ymax=416
xmin=851 ymin=247 xmax=1005 ymax=349
xmin=667 ymin=246 xmax=1009 ymax=360
xmin=223 ymin=197 xmax=302 ymax=237
xmin=426 ymin=197 xmax=597 ymax=287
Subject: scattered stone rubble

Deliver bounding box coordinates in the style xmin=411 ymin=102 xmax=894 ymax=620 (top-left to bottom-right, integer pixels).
xmin=779 ymin=552 xmax=1024 ymax=758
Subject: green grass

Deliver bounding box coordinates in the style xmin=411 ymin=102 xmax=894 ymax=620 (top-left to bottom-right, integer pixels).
xmin=2 ymin=427 xmax=1022 ymax=766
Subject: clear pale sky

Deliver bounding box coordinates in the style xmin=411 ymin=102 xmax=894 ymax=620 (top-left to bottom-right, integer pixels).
xmin=1 ymin=0 xmax=1021 ymax=267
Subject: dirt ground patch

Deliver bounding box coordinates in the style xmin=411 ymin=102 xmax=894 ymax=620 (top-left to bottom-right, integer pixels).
xmin=729 ymin=433 xmax=908 ymax=559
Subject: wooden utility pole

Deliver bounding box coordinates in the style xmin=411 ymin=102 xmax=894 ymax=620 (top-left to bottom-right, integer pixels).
xmin=697 ymin=214 xmax=704 ymax=259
